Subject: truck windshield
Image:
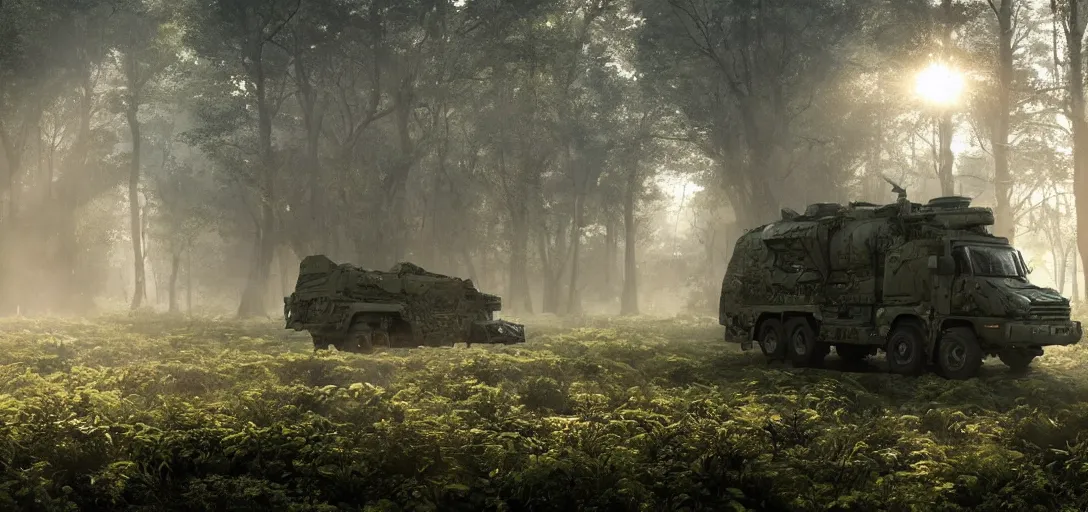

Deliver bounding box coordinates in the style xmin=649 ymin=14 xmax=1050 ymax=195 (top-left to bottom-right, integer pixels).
xmin=964 ymin=246 xmax=1023 ymax=278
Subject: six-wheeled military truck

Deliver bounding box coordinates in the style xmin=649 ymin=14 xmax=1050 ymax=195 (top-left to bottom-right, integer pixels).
xmin=284 ymin=255 xmax=526 ymax=352
xmin=718 ymin=182 xmax=1082 ymax=379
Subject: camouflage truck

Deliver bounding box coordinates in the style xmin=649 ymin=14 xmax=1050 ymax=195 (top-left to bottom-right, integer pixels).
xmin=284 ymin=255 xmax=526 ymax=352
xmin=719 ymin=180 xmax=1082 ymax=379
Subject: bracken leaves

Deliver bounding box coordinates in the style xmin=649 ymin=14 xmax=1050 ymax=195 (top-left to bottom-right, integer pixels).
xmin=0 ymin=314 xmax=1084 ymax=510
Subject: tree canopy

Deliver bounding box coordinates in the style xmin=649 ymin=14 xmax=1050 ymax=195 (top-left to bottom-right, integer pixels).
xmin=0 ymin=0 xmax=1084 ymax=316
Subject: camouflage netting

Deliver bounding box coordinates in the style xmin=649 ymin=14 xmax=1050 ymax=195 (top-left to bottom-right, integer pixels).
xmin=388 ymin=261 xmax=452 ymax=279
xmin=285 ymin=255 xmax=521 ymax=348
xmin=720 ymin=209 xmax=910 ymax=312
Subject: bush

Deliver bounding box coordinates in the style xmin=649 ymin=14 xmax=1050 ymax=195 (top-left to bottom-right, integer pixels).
xmin=0 ymin=313 xmax=1084 ymax=510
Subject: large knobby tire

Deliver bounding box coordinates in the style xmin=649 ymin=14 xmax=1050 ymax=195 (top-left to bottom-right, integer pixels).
xmin=311 ymin=334 xmax=332 ymax=351
xmin=785 ymin=317 xmax=826 ymax=367
xmin=998 ymin=349 xmax=1037 ymax=373
xmin=937 ymin=327 xmax=984 ymax=380
xmin=885 ymin=322 xmax=927 ymax=376
xmin=340 ymin=322 xmax=376 ymax=354
xmin=758 ymin=318 xmax=787 ymax=361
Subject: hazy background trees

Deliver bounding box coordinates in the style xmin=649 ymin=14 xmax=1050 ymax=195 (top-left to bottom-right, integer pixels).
xmin=0 ymin=0 xmax=1084 ymax=318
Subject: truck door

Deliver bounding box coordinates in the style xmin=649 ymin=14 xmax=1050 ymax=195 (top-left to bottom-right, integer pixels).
xmin=884 ymin=243 xmax=936 ymax=307
xmin=929 ymin=246 xmax=963 ymax=316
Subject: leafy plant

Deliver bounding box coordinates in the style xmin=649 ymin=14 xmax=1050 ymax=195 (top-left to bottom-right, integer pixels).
xmin=0 ymin=313 xmax=1085 ymax=510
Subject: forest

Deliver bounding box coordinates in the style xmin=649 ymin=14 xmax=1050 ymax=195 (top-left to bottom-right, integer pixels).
xmin=3 ymin=0 xmax=1085 ymax=318
xmin=4 ymin=0 xmax=1088 ymax=510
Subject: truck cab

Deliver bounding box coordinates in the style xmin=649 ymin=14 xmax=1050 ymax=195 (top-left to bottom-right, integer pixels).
xmin=719 ymin=188 xmax=1082 ymax=379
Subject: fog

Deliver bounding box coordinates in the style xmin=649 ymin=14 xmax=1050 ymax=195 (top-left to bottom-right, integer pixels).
xmin=0 ymin=0 xmax=1084 ymax=320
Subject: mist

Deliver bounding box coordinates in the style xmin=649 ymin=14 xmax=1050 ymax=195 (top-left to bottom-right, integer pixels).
xmin=8 ymin=0 xmax=1088 ymax=509
xmin=0 ymin=0 xmax=1078 ymax=320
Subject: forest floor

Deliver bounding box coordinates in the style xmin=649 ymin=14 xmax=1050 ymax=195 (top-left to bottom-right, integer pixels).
xmin=1 ymin=314 xmax=1087 ymax=511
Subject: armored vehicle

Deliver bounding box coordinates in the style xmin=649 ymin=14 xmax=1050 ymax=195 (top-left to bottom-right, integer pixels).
xmin=284 ymin=255 xmax=526 ymax=352
xmin=719 ymin=180 xmax=1082 ymax=379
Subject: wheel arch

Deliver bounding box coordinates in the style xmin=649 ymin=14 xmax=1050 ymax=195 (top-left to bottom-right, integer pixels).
xmin=752 ymin=312 xmax=783 ymax=340
xmin=890 ymin=313 xmax=926 ymax=331
xmin=887 ymin=313 xmax=928 ymax=354
xmin=340 ymin=303 xmax=406 ymax=332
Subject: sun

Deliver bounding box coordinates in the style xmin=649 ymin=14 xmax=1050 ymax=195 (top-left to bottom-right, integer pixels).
xmin=915 ymin=62 xmax=965 ymax=107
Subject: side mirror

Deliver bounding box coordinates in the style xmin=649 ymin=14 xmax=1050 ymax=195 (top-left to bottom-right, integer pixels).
xmin=928 ymin=255 xmax=955 ymax=276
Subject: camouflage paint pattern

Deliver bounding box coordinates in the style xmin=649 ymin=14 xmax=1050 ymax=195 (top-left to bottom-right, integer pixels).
xmin=719 ymin=193 xmax=1081 ymax=359
xmin=285 ymin=255 xmax=526 ymax=351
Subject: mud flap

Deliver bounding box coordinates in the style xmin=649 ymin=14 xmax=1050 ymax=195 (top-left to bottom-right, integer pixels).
xmin=732 ymin=329 xmax=754 ymax=351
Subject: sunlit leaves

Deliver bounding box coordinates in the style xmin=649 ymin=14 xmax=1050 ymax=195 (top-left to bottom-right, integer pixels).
xmin=0 ymin=314 xmax=1086 ymax=508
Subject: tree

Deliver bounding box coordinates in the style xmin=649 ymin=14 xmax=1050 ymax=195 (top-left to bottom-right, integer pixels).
xmin=1050 ymin=0 xmax=1088 ymax=296
xmin=110 ymin=0 xmax=180 ymax=310
xmin=633 ymin=0 xmax=874 ymax=228
xmin=183 ymin=0 xmax=301 ymax=317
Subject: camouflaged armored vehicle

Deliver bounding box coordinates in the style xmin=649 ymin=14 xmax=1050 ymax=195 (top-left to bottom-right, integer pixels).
xmin=719 ymin=180 xmax=1082 ymax=379
xmin=284 ymin=255 xmax=526 ymax=352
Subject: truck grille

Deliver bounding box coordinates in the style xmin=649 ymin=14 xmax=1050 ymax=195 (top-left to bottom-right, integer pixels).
xmin=1029 ymin=303 xmax=1071 ymax=321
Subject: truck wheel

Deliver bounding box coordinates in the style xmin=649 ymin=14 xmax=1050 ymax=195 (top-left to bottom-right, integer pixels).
xmin=998 ymin=349 xmax=1036 ymax=372
xmin=757 ymin=319 xmax=787 ymax=361
xmin=937 ymin=327 xmax=983 ymax=380
xmin=785 ymin=317 xmax=826 ymax=367
xmin=885 ymin=323 xmax=926 ymax=376
xmin=342 ymin=323 xmax=375 ymax=354
xmin=311 ymin=334 xmax=332 ymax=351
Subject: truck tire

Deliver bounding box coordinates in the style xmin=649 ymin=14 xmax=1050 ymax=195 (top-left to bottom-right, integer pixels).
xmin=998 ymin=349 xmax=1036 ymax=372
xmin=936 ymin=327 xmax=983 ymax=380
xmin=757 ymin=319 xmax=787 ymax=361
xmin=341 ymin=322 xmax=376 ymax=354
xmin=785 ymin=317 xmax=826 ymax=367
xmin=885 ymin=323 xmax=926 ymax=376
xmin=311 ymin=334 xmax=332 ymax=351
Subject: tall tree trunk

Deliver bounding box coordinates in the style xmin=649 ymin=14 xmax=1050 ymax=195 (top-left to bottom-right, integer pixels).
xmin=604 ymin=218 xmax=616 ymax=297
xmin=508 ymin=210 xmax=534 ymax=313
xmin=992 ymin=0 xmax=1015 ymax=242
xmin=186 ymin=245 xmax=193 ymax=315
xmin=539 ymin=217 xmax=569 ymax=314
xmin=56 ymin=66 xmax=96 ymax=314
xmin=1053 ymin=244 xmax=1062 ymax=292
xmin=1073 ymin=247 xmax=1080 ymax=301
xmin=567 ymin=194 xmax=584 ymax=315
xmin=938 ymin=0 xmax=957 ymax=197
xmin=375 ymin=85 xmax=416 ymax=267
xmin=865 ymin=95 xmax=883 ymax=202
xmin=237 ymin=50 xmax=277 ymax=318
xmin=0 ymin=132 xmax=23 ymax=223
xmin=938 ymin=114 xmax=955 ymax=196
xmin=1059 ymin=246 xmax=1069 ymax=295
xmin=1069 ymin=1 xmax=1088 ymax=300
xmin=126 ymin=99 xmax=146 ymax=310
xmin=621 ymin=165 xmax=639 ymax=316
xmin=168 ymin=248 xmax=181 ymax=313
xmin=294 ymin=50 xmax=324 ymax=254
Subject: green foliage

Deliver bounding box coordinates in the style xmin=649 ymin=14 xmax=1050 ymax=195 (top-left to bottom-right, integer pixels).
xmin=0 ymin=314 xmax=1086 ymax=509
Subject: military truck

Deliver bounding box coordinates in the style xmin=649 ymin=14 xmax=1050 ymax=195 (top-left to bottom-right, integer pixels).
xmin=718 ymin=180 xmax=1082 ymax=379
xmin=284 ymin=255 xmax=526 ymax=352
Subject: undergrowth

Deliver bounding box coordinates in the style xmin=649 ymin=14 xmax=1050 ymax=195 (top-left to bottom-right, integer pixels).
xmin=0 ymin=313 xmax=1087 ymax=511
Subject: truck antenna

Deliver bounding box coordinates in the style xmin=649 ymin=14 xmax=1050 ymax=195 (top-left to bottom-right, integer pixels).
xmin=882 ymin=175 xmax=908 ymax=201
